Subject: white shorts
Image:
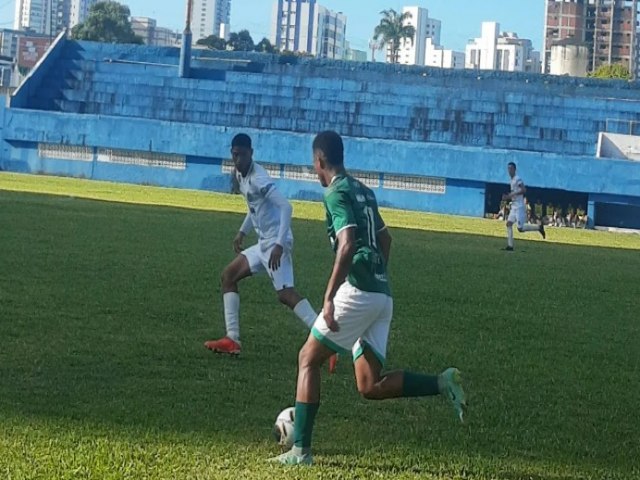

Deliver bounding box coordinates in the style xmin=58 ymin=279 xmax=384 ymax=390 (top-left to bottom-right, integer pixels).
xmin=312 ymin=282 xmax=393 ymax=366
xmin=242 ymin=243 xmax=294 ymax=291
xmin=508 ymin=205 xmax=526 ymax=229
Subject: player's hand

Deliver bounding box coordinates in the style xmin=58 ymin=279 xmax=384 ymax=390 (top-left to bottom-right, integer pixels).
xmin=233 ymin=232 xmax=245 ymax=254
xmin=268 ymin=244 xmax=284 ymax=271
xmin=323 ymin=299 xmax=340 ymax=332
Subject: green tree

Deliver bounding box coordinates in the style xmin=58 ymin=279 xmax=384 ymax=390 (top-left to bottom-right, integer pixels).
xmin=196 ymin=35 xmax=227 ymax=50
xmin=255 ymin=37 xmax=276 ymax=54
xmin=227 ymin=30 xmax=255 ymax=52
xmin=589 ymin=64 xmax=631 ymax=80
xmin=373 ymin=9 xmax=415 ymax=64
xmin=71 ymin=1 xmax=142 ymax=44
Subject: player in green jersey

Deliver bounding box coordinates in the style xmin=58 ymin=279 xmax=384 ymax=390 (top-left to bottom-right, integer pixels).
xmin=271 ymin=131 xmax=467 ymax=466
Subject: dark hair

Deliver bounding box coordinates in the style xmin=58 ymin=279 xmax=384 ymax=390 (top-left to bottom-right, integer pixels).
xmin=508 ymin=161 xmax=517 ymax=169
xmin=313 ymin=131 xmax=344 ymax=167
xmin=232 ymin=133 xmax=252 ymax=148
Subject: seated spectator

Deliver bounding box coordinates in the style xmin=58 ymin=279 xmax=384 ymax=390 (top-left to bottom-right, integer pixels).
xmin=577 ymin=212 xmax=588 ymax=228
xmin=545 ymin=204 xmax=555 ymax=226
xmin=534 ymin=200 xmax=544 ymax=224
xmin=554 ymin=209 xmax=565 ymax=227
xmin=566 ymin=204 xmax=576 ymax=228
xmin=575 ymin=207 xmax=587 ymax=228
xmin=496 ymin=202 xmax=509 ymax=221
xmin=525 ymin=199 xmax=533 ymax=223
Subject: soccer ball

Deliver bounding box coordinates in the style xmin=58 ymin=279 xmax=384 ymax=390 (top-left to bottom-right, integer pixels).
xmin=272 ymin=407 xmax=295 ymax=448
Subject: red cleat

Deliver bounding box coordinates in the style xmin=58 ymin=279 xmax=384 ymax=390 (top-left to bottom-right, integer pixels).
xmin=328 ymin=354 xmax=338 ymax=374
xmin=204 ymin=337 xmax=241 ymax=356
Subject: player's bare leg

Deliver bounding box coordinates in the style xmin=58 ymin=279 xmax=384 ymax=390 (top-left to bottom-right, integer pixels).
xmin=271 ymin=338 xmax=467 ymax=465
xmin=354 ymin=348 xmax=466 ymax=422
xmin=277 ymin=288 xmax=339 ymax=374
xmin=505 ymin=220 xmax=515 ymax=251
xmin=204 ymin=255 xmax=252 ymax=355
xmin=518 ymin=224 xmax=546 ymax=239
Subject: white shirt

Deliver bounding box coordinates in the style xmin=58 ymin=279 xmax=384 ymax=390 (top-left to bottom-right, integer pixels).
xmin=510 ymin=175 xmax=525 ymax=209
xmin=237 ymin=162 xmax=293 ymax=248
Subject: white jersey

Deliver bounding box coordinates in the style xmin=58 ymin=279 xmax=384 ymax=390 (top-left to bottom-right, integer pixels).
xmin=510 ymin=175 xmax=525 ymax=209
xmin=237 ymin=162 xmax=293 ymax=248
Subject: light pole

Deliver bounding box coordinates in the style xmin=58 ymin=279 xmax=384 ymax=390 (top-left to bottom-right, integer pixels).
xmin=179 ymin=0 xmax=193 ymax=77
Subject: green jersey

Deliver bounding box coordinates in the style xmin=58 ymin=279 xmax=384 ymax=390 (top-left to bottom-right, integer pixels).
xmin=324 ymin=174 xmax=391 ymax=296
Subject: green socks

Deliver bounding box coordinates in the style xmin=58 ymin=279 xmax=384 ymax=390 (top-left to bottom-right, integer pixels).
xmin=402 ymin=371 xmax=441 ymax=397
xmin=293 ymin=401 xmax=319 ymax=450
xmin=291 ymin=374 xmax=439 ymax=450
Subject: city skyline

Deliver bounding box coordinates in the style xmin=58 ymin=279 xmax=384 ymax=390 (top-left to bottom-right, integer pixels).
xmin=0 ymin=0 xmax=544 ymax=53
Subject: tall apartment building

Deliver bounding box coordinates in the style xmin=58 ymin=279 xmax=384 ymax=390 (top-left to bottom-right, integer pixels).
xmin=543 ymin=0 xmax=638 ymax=74
xmin=1 ymin=28 xmax=24 ymax=58
xmin=14 ymin=0 xmax=99 ymax=36
xmin=270 ymin=0 xmax=346 ymax=59
xmin=466 ymin=22 xmax=541 ymax=72
xmin=14 ymin=0 xmax=48 ymax=34
xmin=51 ymin=0 xmax=70 ymax=34
xmin=394 ymin=6 xmax=441 ymax=65
xmin=69 ymin=0 xmax=98 ymax=29
xmin=191 ymin=0 xmax=231 ymax=42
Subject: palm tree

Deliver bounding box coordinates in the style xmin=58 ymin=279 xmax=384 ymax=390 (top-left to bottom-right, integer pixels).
xmin=373 ymin=9 xmax=415 ymax=64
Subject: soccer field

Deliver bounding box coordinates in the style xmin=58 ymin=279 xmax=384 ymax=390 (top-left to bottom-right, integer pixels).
xmin=1 ymin=173 xmax=639 ymax=480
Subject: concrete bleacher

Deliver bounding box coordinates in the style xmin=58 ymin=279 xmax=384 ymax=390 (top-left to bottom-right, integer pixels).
xmin=17 ymin=40 xmax=640 ymax=158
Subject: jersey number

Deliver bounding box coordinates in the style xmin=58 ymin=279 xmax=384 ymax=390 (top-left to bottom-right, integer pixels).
xmin=364 ymin=206 xmax=377 ymax=249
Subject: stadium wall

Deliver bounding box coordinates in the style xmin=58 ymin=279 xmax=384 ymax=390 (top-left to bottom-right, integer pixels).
xmin=1 ymin=105 xmax=640 ymax=226
xmin=1 ymin=40 xmax=640 ymax=228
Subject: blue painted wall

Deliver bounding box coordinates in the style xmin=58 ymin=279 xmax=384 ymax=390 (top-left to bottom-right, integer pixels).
xmin=2 ymin=39 xmax=640 ymax=228
xmin=3 ymin=108 xmax=638 ymax=198
xmin=3 ymin=106 xmax=639 ymax=223
xmin=590 ymin=193 xmax=640 ymax=229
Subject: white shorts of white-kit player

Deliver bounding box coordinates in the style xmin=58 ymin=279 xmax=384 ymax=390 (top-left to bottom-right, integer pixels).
xmin=242 ymin=242 xmax=294 ymax=291
xmin=312 ymin=282 xmax=393 ymax=366
xmin=508 ymin=205 xmax=526 ymax=230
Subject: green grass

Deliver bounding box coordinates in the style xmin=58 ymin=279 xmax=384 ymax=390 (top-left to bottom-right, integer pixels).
xmin=1 ymin=173 xmax=639 ymax=480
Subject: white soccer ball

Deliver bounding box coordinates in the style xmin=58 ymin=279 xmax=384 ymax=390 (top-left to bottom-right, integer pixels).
xmin=273 ymin=407 xmax=295 ymax=448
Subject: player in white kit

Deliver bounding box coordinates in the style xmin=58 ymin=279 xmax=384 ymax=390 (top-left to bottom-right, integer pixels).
xmin=503 ymin=162 xmax=545 ymax=251
xmin=204 ymin=134 xmax=337 ymax=372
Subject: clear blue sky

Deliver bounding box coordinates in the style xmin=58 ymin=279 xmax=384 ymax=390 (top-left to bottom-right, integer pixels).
xmin=0 ymin=0 xmax=544 ymax=53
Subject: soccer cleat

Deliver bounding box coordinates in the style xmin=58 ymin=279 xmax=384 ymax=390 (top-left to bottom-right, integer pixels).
xmin=502 ymin=246 xmax=514 ymax=251
xmin=268 ymin=449 xmax=313 ymax=466
xmin=328 ymin=354 xmax=338 ymax=374
xmin=204 ymin=337 xmax=241 ymax=356
xmin=439 ymin=367 xmax=467 ymax=423
xmin=539 ymin=224 xmax=546 ymax=239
